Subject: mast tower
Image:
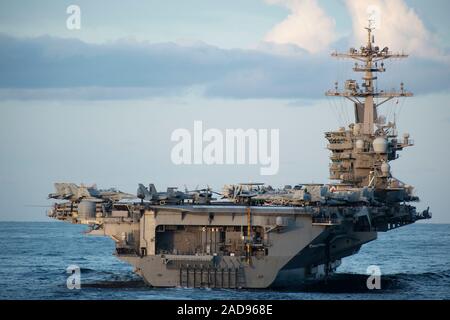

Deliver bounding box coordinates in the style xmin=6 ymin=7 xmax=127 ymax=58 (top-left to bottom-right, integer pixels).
xmin=325 ymin=23 xmax=414 ymax=188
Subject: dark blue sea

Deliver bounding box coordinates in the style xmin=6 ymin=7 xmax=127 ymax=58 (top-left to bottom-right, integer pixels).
xmin=0 ymin=222 xmax=448 ymax=300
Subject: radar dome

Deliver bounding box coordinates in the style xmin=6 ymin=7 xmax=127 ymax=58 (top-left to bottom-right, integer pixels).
xmin=355 ymin=139 xmax=364 ymax=150
xmin=373 ymin=137 xmax=388 ymax=154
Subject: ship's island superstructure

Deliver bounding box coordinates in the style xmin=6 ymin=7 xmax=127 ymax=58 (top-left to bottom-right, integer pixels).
xmin=48 ymin=26 xmax=431 ymax=289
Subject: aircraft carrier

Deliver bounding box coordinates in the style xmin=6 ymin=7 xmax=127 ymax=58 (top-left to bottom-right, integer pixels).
xmin=48 ymin=25 xmax=431 ymax=289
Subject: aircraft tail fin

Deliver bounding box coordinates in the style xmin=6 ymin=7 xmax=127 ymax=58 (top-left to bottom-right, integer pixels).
xmin=149 ymin=183 xmax=157 ymax=196
xmin=137 ymin=183 xmax=150 ymax=200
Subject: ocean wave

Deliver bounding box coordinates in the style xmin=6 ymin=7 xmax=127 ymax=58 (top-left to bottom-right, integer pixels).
xmin=272 ymin=271 xmax=450 ymax=293
xmin=387 ymin=270 xmax=450 ymax=282
xmin=82 ymin=280 xmax=147 ymax=289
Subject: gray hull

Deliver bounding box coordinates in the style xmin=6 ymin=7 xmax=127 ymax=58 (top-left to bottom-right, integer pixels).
xmin=104 ymin=205 xmax=377 ymax=289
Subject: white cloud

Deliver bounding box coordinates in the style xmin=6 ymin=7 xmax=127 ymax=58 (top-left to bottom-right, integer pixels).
xmin=264 ymin=0 xmax=336 ymax=53
xmin=345 ymin=0 xmax=448 ymax=62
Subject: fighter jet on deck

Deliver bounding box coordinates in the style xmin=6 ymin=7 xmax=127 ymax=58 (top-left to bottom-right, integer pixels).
xmin=137 ymin=183 xmax=193 ymax=204
xmin=48 ymin=183 xmax=135 ymax=203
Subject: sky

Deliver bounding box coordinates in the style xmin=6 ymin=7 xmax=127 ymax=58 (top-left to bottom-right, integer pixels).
xmin=0 ymin=0 xmax=449 ymax=222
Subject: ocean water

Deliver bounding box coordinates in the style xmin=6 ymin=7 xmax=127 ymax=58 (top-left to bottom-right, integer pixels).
xmin=0 ymin=221 xmax=448 ymax=300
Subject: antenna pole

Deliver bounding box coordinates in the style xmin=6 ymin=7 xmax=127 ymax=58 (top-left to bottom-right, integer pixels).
xmin=326 ymin=23 xmax=412 ymax=134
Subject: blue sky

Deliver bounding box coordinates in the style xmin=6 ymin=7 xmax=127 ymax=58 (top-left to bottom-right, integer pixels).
xmin=0 ymin=0 xmax=449 ymax=222
xmin=0 ymin=0 xmax=449 ymax=48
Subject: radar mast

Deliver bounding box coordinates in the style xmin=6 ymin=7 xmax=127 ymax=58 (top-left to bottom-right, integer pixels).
xmin=325 ymin=23 xmax=414 ymax=188
xmin=326 ymin=23 xmax=412 ymax=134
